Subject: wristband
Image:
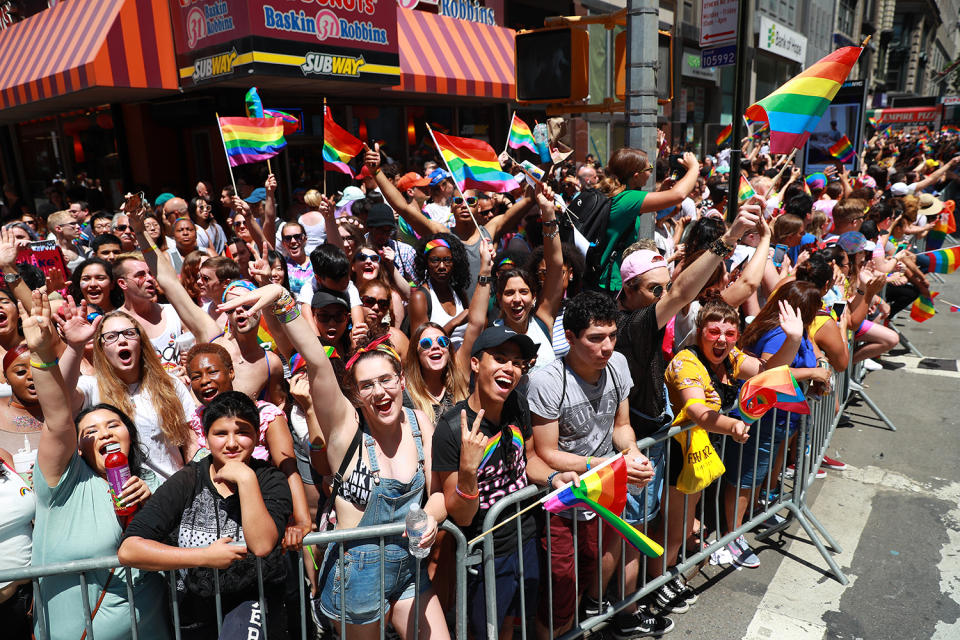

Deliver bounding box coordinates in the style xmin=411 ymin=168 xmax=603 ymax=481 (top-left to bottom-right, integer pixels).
xmin=455 ymin=484 xmax=479 ymax=500
xmin=586 ymin=456 xmax=592 ymax=471
xmin=543 ymin=228 xmax=559 ymax=239
xmin=308 ymin=441 xmax=325 ymax=451
xmin=856 ymin=288 xmax=866 ymax=295
xmin=30 ymin=357 xmax=59 ymax=369
xmin=141 ymin=244 xmax=156 ymax=254
xmin=541 ymin=219 xmax=559 ymax=227
xmin=548 ymin=470 xmax=561 ymax=487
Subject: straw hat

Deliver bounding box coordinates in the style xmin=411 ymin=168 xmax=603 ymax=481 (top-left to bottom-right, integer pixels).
xmin=918 ymin=193 xmax=944 ymax=217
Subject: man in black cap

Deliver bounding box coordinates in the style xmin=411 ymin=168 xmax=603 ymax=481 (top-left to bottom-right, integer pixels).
xmin=432 ymin=326 xmax=578 ymax=640
xmin=365 ymin=201 xmax=417 ymax=282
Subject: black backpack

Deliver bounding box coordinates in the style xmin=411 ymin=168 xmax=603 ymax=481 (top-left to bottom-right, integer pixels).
xmin=563 ymin=187 xmax=624 ymax=290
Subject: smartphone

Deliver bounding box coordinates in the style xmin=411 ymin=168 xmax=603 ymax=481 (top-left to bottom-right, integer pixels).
xmin=125 ymin=191 xmax=143 ymax=209
xmin=772 ymin=244 xmax=788 ymax=267
xmin=333 ymin=190 xmax=343 ymax=203
xmin=832 ymin=301 xmax=847 ymax=318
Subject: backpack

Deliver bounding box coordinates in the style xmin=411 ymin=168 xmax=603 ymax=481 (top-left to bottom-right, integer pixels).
xmin=563 ymin=187 xmax=621 ymax=290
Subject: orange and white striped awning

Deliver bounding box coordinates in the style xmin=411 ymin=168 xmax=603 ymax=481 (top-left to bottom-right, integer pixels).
xmin=395 ymin=8 xmax=515 ymax=100
xmin=0 ymin=0 xmax=177 ymax=118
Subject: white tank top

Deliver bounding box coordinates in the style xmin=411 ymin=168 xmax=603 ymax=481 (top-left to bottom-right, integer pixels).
xmin=149 ymin=304 xmax=185 ymax=365
xmin=0 ymin=460 xmax=34 ymax=588
xmin=426 ymin=282 xmax=467 ymax=347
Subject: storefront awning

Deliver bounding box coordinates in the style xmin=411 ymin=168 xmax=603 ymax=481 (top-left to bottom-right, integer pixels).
xmin=0 ymin=0 xmax=177 ymax=122
xmin=874 ymin=106 xmax=943 ymax=125
xmin=394 ymin=9 xmax=515 ymax=100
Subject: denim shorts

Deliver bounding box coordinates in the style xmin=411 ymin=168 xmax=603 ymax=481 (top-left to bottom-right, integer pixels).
xmin=317 ymin=540 xmax=430 ymax=625
xmin=623 ymin=438 xmax=666 ymax=524
xmin=722 ymin=413 xmax=795 ymax=490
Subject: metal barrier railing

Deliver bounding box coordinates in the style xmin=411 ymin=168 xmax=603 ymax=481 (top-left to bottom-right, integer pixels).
xmin=1 ymin=347 xmax=881 ymax=640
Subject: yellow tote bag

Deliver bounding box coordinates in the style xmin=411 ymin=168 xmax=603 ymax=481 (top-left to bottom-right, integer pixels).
xmin=673 ymin=399 xmax=725 ymax=494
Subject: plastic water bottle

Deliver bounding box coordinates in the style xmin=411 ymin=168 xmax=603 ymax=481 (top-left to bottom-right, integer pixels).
xmin=13 ymin=435 xmax=36 ymax=486
xmin=532 ymin=123 xmax=552 ymax=163
xmin=405 ymin=504 xmax=430 ymax=559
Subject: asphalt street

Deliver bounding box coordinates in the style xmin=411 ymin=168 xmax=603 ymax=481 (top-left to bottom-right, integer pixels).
xmin=656 ymin=270 xmax=960 ymax=640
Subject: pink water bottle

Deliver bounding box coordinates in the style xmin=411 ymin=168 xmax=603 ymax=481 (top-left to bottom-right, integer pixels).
xmin=104 ymin=443 xmax=138 ymax=522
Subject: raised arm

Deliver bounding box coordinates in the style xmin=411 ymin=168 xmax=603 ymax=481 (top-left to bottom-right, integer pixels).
xmin=534 ymin=184 xmax=563 ymax=331
xmin=721 ymin=215 xmax=771 ymax=307
xmin=483 ymin=191 xmax=534 ymax=242
xmin=454 ymin=239 xmax=493 ymax=371
xmin=262 ymin=173 xmax=278 ymax=247
xmin=640 ymin=152 xmax=700 ymax=212
xmin=0 ymin=228 xmax=35 ymax=310
xmin=913 ymin=157 xmax=960 ymax=192
xmin=365 ymin=143 xmax=448 ymax=238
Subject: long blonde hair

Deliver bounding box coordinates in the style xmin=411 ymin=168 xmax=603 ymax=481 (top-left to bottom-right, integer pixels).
xmin=92 ymin=311 xmax=192 ymax=447
xmin=403 ymin=322 xmax=468 ymax=424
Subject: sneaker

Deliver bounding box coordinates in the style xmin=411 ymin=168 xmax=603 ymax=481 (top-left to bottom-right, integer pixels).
xmin=733 ymin=536 xmax=760 ymax=568
xmin=668 ymin=575 xmax=698 ymax=605
xmin=580 ymin=594 xmax=611 ymax=618
xmin=784 ymin=465 xmax=827 ymax=479
xmin=651 ymin=580 xmax=690 ymax=614
xmin=862 ymin=358 xmax=883 ymax=371
xmin=612 ymin=606 xmax=675 ymax=638
xmin=821 ymin=455 xmax=848 ymax=471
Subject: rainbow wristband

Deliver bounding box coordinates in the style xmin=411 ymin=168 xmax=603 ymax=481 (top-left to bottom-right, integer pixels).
xmin=30 ymin=358 xmax=59 ymax=369
xmin=455 ymin=484 xmax=479 ymax=500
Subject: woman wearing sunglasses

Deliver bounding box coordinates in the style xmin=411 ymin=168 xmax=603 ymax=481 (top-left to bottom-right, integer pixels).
xmin=409 ymin=233 xmax=471 ymax=348
xmin=277 ymin=222 xmax=314 ymax=295
xmin=356 ymin=279 xmax=409 ymax=359
xmin=351 ymin=243 xmax=410 ymax=328
xmin=189 ymin=195 xmax=226 ymax=254
xmin=218 ymin=283 xmax=450 ymax=639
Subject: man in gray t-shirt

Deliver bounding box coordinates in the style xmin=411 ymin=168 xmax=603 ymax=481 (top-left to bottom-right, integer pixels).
xmin=527 ymin=291 xmax=656 ymax=636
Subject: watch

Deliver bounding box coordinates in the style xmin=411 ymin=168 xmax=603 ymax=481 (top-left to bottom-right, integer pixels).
xmin=477 ymin=275 xmax=494 ymax=286
xmin=3 ymin=271 xmax=20 ymax=285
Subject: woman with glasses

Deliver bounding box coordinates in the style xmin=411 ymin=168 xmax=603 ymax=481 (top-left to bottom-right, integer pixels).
xmin=188 ymin=195 xmax=226 ymax=254
xmin=141 ymin=212 xmax=168 ymax=254
xmin=409 ymin=233 xmax=471 ymax=348
xmin=356 ymin=279 xmax=409 ymax=359
xmin=219 ymin=283 xmax=451 ymax=639
xmin=594 ymin=147 xmax=700 ymax=291
xmin=278 ymin=221 xmax=314 ymax=295
xmin=351 ymin=243 xmax=409 ymax=327
xmin=58 ymin=305 xmax=199 ymax=480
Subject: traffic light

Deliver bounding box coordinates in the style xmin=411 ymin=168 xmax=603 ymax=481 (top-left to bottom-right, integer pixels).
xmin=515 ymin=27 xmax=589 ymax=103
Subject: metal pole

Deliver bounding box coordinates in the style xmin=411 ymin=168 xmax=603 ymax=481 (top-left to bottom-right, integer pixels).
xmin=725 ymin=0 xmax=753 ymax=224
xmin=626 ymin=0 xmax=659 ymax=240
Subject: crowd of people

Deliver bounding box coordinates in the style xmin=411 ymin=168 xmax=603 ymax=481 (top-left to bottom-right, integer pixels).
xmin=0 ymin=120 xmax=957 ymax=640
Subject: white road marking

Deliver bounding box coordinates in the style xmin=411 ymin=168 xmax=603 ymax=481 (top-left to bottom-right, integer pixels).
xmin=874 ymin=355 xmax=960 ymax=379
xmin=743 ymin=466 xmax=960 ymax=640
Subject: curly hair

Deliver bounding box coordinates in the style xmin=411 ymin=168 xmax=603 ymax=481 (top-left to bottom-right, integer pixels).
xmin=185 ymin=342 xmax=234 ymax=371
xmin=563 ymin=291 xmax=618 ymax=336
xmin=414 ymin=232 xmax=469 ymax=300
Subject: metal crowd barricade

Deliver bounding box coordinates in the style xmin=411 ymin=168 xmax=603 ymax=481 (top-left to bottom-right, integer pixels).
xmin=0 ymin=521 xmax=467 ymax=640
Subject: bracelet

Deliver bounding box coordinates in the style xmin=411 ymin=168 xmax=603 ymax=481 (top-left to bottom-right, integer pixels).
xmin=548 ymin=470 xmax=561 ymax=487
xmin=455 ymin=484 xmax=479 ymax=500
xmin=856 ymin=288 xmax=866 ymax=295
xmin=586 ymin=456 xmax=593 ymax=471
xmin=477 ymin=274 xmax=493 ymax=286
xmin=30 ymin=358 xmax=59 ymax=369
xmin=543 ymin=228 xmax=559 ymax=239
xmin=541 ymin=219 xmax=559 ymax=227
xmin=141 ymin=244 xmax=156 ymax=254
xmin=372 ymin=166 xmax=381 ymax=176
xmin=308 ymin=441 xmax=325 ymax=451
xmin=709 ymin=237 xmax=734 ymax=257
xmin=273 ymin=290 xmax=296 ymax=320
xmin=276 ymin=305 xmax=301 ymax=324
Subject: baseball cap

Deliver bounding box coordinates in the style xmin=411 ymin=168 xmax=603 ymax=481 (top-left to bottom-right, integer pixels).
xmin=244 ymin=188 xmax=267 ymax=204
xmin=336 ymin=186 xmax=365 ymax=208
xmin=471 ymin=325 xmax=538 ymax=360
xmin=428 ymin=168 xmax=451 ymax=186
xmin=154 ymin=192 xmax=175 ymax=208
xmin=365 ymin=202 xmax=396 ymax=228
xmin=619 ymin=250 xmax=667 ymax=284
xmin=311 ymin=291 xmax=349 ymax=310
xmin=837 ymin=231 xmax=867 ymax=254
xmin=890 ymin=182 xmax=912 ymax=197
xmin=397 ymin=172 xmax=431 ymax=192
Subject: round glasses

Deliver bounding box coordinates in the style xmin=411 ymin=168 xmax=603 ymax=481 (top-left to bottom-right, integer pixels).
xmin=418 ymin=335 xmax=450 ymax=351
xmin=357 ymin=373 xmax=401 ymax=398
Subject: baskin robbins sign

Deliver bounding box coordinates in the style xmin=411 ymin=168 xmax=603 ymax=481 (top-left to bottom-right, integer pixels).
xmin=169 ymin=0 xmax=399 ymax=87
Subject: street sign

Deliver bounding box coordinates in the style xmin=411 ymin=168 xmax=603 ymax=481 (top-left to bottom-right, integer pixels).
xmin=700 ymin=0 xmax=738 ymax=47
xmin=701 ymin=45 xmax=736 ymax=68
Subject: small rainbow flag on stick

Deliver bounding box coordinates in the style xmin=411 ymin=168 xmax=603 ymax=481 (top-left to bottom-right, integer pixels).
xmin=918 ymin=245 xmax=960 ymax=274
xmin=323 ymin=106 xmax=363 ymax=177
xmin=716 ymin=123 xmax=732 ymax=146
xmin=218 ymin=117 xmax=286 ymax=167
xmin=430 ymin=128 xmax=521 ymax=194
xmin=911 ymin=293 xmax=937 ymax=322
xmin=244 ymin=87 xmax=263 ymax=118
xmin=828 ymin=134 xmax=856 ymax=163
xmin=738 ymin=175 xmax=756 ymax=202
xmin=745 ymin=43 xmax=864 ymax=154
xmin=506 ymin=113 xmax=537 ymax=154
xmin=541 ymin=454 xmax=664 ymax=558
xmin=738 ymin=366 xmax=809 ymax=424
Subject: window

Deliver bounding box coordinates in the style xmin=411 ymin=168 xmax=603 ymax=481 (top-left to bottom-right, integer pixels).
xmin=837 ymin=0 xmax=855 ymax=36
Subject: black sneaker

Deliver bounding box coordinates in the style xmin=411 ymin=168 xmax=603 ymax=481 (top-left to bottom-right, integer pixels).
xmin=581 ymin=594 xmax=611 ymax=618
xmin=668 ymin=575 xmax=698 ymax=605
xmin=650 ymin=581 xmax=689 ymax=614
xmin=612 ymin=606 xmax=675 ymax=639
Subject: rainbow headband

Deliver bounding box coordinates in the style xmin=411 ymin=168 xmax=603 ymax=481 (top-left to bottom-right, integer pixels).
xmin=345 ymin=333 xmax=401 ymax=370
xmin=425 ymin=238 xmax=450 ymax=253
xmin=498 ymin=257 xmax=515 ymax=268
xmin=221 ymin=279 xmax=258 ymax=304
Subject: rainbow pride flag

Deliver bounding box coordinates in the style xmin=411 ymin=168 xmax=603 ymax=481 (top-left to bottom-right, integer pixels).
xmin=828 ymin=134 xmax=856 ymax=163
xmin=911 ymin=293 xmax=937 ymax=322
xmin=738 ymin=366 xmax=809 ymax=424
xmin=264 ymin=109 xmax=300 ymax=136
xmin=716 ymin=123 xmax=732 ymax=146
xmin=745 ymin=45 xmax=863 ymax=154
xmin=925 ymin=200 xmax=956 ymax=250
xmin=542 ymin=454 xmax=663 ymax=558
xmin=323 ymin=106 xmax=363 ymax=177
xmin=218 ymin=117 xmax=286 ymax=167
xmin=244 ymin=87 xmax=263 ymax=118
xmin=918 ymin=246 xmax=960 ymax=274
xmin=506 ymin=113 xmax=537 ymax=154
xmin=431 ymin=130 xmax=521 ymax=193
xmin=478 ymin=426 xmax=524 ymax=469
xmin=738 ymin=175 xmax=756 ymax=202
xmin=806 ymin=172 xmax=827 ymax=191
xmin=943 ymin=125 xmax=960 ymax=135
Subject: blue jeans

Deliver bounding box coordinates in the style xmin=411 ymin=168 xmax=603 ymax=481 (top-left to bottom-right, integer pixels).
xmin=722 ymin=412 xmax=796 ymax=490
xmin=623 ymin=435 xmax=667 ymax=524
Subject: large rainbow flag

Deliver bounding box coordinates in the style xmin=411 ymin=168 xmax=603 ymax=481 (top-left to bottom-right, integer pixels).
xmin=431 ymin=130 xmax=521 ymax=193
xmin=911 ymin=293 xmax=937 ymax=322
xmin=541 ymin=454 xmax=664 ymax=558
xmin=745 ymin=45 xmax=864 ymax=154
xmin=218 ymin=117 xmax=286 ymax=167
xmin=323 ymin=106 xmax=363 ymax=177
xmin=506 ymin=113 xmax=537 ymax=154
xmin=738 ymin=366 xmax=809 ymax=424
xmin=943 ymin=125 xmax=960 ymax=135
xmin=918 ymin=245 xmax=960 ymax=274
xmin=828 ymin=135 xmax=856 ymax=163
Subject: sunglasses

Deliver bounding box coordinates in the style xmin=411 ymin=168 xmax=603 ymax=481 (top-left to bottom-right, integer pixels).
xmin=114 ymin=224 xmax=130 ymax=232
xmin=361 ymin=295 xmax=390 ymax=310
xmin=453 ymin=196 xmax=478 ymax=206
xmin=704 ymin=327 xmax=738 ymax=341
xmin=418 ymin=335 xmax=450 ymax=350
xmin=354 ymin=252 xmax=381 ymax=263
xmin=282 ymin=233 xmax=305 ymax=243
xmin=315 ymin=311 xmax=348 ymax=323
xmin=232 ymin=220 xmax=247 ymax=228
